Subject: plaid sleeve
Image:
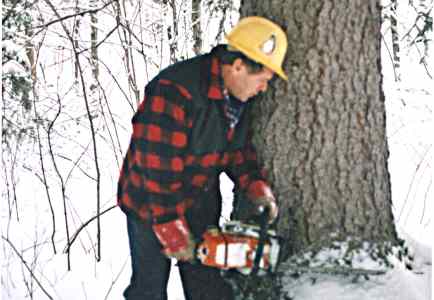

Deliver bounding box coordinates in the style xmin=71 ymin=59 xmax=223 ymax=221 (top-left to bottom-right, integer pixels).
xmin=227 ymin=140 xmax=268 ymax=193
xmin=117 ymin=79 xmax=193 ymax=223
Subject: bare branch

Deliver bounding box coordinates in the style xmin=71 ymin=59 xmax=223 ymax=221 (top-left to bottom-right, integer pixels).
xmin=32 ymin=1 xmax=116 ymax=30
xmin=113 ymin=0 xmax=140 ymax=105
xmin=397 ymin=145 xmax=432 ymax=224
xmin=76 ymin=24 xmax=119 ymax=55
xmin=381 ymin=33 xmax=400 ymax=82
xmin=419 ymin=178 xmax=431 ymax=224
xmin=103 ymin=258 xmax=128 ymax=300
xmin=43 ymin=0 xmax=103 ymax=262
xmin=32 ymin=73 xmax=58 ymax=255
xmin=63 ymin=205 xmax=117 ymax=254
xmin=46 ymin=90 xmax=71 ymax=269
xmin=2 ymin=236 xmax=54 ymax=300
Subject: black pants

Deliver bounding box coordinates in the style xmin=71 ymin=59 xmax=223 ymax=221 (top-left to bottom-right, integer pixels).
xmin=123 ymin=193 xmax=234 ymax=300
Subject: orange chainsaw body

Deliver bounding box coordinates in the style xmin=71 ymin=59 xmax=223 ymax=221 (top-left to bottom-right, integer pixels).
xmin=196 ymin=221 xmax=279 ymax=274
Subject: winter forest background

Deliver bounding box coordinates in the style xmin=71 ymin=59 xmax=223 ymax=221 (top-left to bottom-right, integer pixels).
xmin=1 ymin=0 xmax=432 ymax=299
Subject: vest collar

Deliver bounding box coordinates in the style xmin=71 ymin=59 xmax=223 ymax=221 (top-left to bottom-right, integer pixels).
xmin=202 ymin=49 xmax=225 ymax=101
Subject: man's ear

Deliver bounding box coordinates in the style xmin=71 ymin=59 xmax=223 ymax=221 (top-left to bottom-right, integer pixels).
xmin=232 ymin=58 xmax=245 ymax=72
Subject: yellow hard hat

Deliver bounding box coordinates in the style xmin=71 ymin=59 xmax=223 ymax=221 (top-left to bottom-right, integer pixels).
xmin=226 ymin=16 xmax=288 ymax=81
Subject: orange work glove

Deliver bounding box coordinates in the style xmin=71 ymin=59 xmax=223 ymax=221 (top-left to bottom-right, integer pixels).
xmin=247 ymin=180 xmax=278 ymax=223
xmin=152 ymin=217 xmax=196 ymax=261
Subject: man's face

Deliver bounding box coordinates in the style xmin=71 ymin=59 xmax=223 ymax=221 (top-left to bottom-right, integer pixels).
xmin=226 ymin=59 xmax=274 ymax=102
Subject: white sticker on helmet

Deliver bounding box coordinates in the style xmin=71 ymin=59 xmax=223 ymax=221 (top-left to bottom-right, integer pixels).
xmin=261 ymin=35 xmax=276 ymax=55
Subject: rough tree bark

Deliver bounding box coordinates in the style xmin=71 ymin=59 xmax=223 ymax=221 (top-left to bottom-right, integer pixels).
xmin=228 ymin=1 xmax=399 ymax=298
xmin=241 ymin=0 xmax=398 ymax=265
xmin=192 ymin=0 xmax=202 ymax=55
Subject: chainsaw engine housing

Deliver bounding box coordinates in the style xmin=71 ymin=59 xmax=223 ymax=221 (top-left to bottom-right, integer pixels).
xmin=196 ymin=221 xmax=280 ymax=274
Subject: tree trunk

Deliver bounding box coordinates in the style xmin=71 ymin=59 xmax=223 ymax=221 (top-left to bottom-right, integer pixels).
xmin=241 ymin=0 xmax=398 ymax=261
xmin=229 ymin=1 xmax=399 ymax=298
xmin=73 ymin=4 xmax=81 ymax=82
xmin=90 ymin=3 xmax=99 ymax=81
xmin=192 ymin=0 xmax=202 ymax=55
xmin=167 ymin=0 xmax=179 ymax=63
xmin=386 ymin=0 xmax=401 ymax=81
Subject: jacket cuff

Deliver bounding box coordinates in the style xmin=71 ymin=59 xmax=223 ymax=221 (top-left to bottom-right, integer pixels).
xmin=247 ymin=180 xmax=274 ymax=200
xmin=152 ymin=216 xmax=191 ymax=253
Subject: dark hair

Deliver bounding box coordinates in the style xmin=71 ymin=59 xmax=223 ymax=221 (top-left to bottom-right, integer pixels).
xmin=214 ymin=45 xmax=264 ymax=73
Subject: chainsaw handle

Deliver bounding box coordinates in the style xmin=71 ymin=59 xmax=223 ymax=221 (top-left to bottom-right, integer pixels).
xmin=257 ymin=205 xmax=270 ymax=226
xmin=256 ymin=197 xmax=278 ymax=222
xmin=257 ymin=204 xmax=266 ymax=214
xmin=251 ymin=206 xmax=270 ymax=276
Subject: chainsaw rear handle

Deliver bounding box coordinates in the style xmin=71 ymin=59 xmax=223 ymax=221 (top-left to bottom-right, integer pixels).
xmin=257 ymin=204 xmax=268 ymax=214
xmin=247 ymin=204 xmax=271 ymax=226
xmin=251 ymin=206 xmax=270 ymax=276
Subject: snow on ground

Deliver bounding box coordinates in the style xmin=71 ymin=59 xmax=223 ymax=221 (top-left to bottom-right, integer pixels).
xmin=161 ymin=174 xmax=433 ymax=300
xmin=164 ymin=227 xmax=433 ymax=300
xmin=281 ymin=236 xmax=432 ymax=300
xmin=282 ymin=261 xmax=431 ymax=300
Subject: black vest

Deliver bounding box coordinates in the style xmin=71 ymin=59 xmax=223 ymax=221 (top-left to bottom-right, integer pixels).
xmin=145 ymin=53 xmax=252 ymax=158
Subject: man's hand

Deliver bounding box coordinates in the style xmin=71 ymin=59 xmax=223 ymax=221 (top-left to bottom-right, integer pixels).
xmin=162 ymin=235 xmax=196 ymax=261
xmin=252 ymin=196 xmax=278 ymax=223
xmin=152 ymin=217 xmax=196 ymax=261
xmin=247 ymin=180 xmax=278 ymax=223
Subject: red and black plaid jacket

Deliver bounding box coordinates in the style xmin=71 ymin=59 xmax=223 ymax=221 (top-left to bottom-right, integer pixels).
xmin=117 ymin=46 xmax=268 ymax=225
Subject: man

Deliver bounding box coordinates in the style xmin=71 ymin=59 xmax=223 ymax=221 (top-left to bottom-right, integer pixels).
xmin=117 ymin=16 xmax=288 ymax=300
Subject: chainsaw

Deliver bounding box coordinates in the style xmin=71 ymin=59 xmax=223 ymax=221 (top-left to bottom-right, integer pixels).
xmin=196 ymin=214 xmax=280 ymax=275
